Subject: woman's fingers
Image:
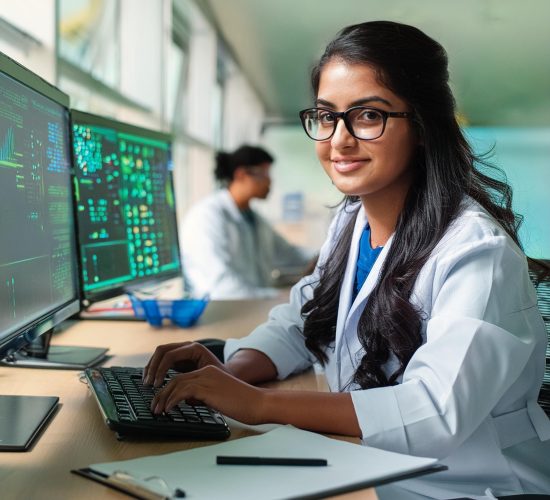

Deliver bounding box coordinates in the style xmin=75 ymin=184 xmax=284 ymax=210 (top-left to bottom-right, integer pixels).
xmin=149 ymin=365 xmax=264 ymax=425
xmin=144 ymin=342 xmax=226 ymax=387
xmin=151 ymin=369 xmax=207 ymax=413
xmin=143 ymin=342 xmax=191 ymax=385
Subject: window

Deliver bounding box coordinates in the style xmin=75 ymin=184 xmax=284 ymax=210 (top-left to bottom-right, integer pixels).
xmin=58 ymin=0 xmax=120 ymax=89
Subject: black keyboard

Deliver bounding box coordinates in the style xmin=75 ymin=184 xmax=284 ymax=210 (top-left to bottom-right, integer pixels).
xmin=84 ymin=366 xmax=230 ymax=440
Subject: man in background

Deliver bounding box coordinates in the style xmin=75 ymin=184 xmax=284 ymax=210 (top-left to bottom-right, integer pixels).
xmin=180 ymin=145 xmax=316 ymax=299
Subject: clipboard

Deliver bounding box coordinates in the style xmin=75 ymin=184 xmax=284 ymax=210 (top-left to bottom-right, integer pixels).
xmin=73 ymin=462 xmax=446 ymax=499
xmin=71 ymin=467 xmax=185 ymax=499
xmin=71 ymin=426 xmax=447 ymax=500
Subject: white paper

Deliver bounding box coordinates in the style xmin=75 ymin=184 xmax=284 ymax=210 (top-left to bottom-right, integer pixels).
xmin=90 ymin=426 xmax=440 ymax=499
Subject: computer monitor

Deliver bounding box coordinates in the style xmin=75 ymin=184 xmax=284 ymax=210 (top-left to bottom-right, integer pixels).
xmin=70 ymin=110 xmax=181 ymax=309
xmin=0 ymin=51 xmax=107 ymax=451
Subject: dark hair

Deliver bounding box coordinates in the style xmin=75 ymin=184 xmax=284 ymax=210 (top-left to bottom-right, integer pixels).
xmin=214 ymin=145 xmax=274 ymax=183
xmin=301 ymin=21 xmax=522 ymax=389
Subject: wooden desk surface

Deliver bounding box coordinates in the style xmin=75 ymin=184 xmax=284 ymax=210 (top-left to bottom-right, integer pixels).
xmin=0 ymin=298 xmax=375 ymax=500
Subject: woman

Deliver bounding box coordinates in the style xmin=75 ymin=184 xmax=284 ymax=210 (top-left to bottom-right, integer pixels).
xmin=145 ymin=21 xmax=550 ymax=498
xmin=180 ymin=144 xmax=314 ymax=299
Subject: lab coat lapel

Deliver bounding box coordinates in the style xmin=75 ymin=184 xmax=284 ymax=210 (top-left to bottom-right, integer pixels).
xmin=328 ymin=209 xmax=366 ymax=390
xmin=333 ymin=211 xmax=395 ymax=390
xmin=220 ymin=189 xmax=243 ymax=222
xmin=347 ymin=234 xmax=394 ymax=320
xmin=335 ymin=209 xmax=367 ymax=344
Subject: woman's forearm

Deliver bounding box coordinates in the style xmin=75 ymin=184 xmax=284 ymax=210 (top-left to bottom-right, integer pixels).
xmin=226 ymin=349 xmax=361 ymax=437
xmin=259 ymin=389 xmax=362 ymax=437
xmin=225 ymin=348 xmax=278 ymax=384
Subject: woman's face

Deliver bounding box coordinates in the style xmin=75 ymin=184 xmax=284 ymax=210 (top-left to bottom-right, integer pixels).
xmin=315 ymin=60 xmax=418 ymax=205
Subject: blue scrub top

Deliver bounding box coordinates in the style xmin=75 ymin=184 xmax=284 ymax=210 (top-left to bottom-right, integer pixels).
xmin=353 ymin=224 xmax=383 ymax=301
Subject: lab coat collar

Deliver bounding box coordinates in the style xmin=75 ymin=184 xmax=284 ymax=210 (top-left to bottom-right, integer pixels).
xmin=335 ymin=208 xmax=367 ymax=329
xmin=219 ymin=189 xmax=246 ymax=223
xmin=332 ymin=207 xmax=395 ymax=391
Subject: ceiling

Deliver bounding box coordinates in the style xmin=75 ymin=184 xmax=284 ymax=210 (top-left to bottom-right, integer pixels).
xmin=201 ymin=0 xmax=550 ymax=126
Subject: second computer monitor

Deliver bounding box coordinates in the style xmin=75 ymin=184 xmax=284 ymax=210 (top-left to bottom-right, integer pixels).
xmin=70 ymin=110 xmax=180 ymax=304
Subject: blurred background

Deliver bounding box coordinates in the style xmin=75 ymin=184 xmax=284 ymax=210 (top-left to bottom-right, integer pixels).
xmin=0 ymin=0 xmax=548 ymax=257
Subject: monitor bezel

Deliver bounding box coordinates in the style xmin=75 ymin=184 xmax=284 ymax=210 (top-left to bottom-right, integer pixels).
xmin=0 ymin=51 xmax=81 ymax=358
xmin=69 ymin=109 xmax=182 ymax=305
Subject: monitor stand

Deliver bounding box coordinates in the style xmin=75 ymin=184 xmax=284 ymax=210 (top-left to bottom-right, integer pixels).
xmin=0 ymin=395 xmax=59 ymax=451
xmin=1 ymin=330 xmax=109 ymax=370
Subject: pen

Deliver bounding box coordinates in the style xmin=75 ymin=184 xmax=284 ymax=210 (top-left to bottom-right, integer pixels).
xmin=216 ymin=456 xmax=328 ymax=466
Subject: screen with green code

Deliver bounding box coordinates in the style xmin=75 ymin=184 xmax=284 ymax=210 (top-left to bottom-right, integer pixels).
xmin=71 ymin=110 xmax=180 ymax=302
xmin=0 ymin=60 xmax=79 ymax=342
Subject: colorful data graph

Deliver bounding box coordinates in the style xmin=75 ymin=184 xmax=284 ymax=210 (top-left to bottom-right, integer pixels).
xmin=0 ymin=126 xmax=24 ymax=169
xmin=0 ymin=126 xmax=16 ymax=166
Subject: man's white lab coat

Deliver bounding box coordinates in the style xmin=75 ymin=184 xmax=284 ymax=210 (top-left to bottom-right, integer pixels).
xmin=180 ymin=190 xmax=314 ymax=299
xmin=225 ymin=197 xmax=550 ymax=498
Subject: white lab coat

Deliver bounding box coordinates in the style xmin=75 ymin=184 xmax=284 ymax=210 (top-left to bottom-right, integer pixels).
xmin=180 ymin=189 xmax=314 ymax=300
xmin=225 ymin=197 xmax=550 ymax=499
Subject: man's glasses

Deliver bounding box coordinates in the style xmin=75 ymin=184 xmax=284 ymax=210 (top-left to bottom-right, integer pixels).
xmin=299 ymin=106 xmax=413 ymax=141
xmin=244 ymin=166 xmax=271 ymax=179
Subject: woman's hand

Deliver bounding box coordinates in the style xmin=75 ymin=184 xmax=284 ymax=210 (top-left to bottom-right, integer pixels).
xmin=150 ymin=365 xmax=266 ymax=425
xmin=143 ymin=342 xmax=227 ymax=387
xmin=143 ymin=342 xmax=361 ymax=435
xmin=142 ymin=341 xmax=279 ymax=425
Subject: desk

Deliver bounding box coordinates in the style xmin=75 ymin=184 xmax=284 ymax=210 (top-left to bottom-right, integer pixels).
xmin=0 ymin=299 xmax=376 ymax=500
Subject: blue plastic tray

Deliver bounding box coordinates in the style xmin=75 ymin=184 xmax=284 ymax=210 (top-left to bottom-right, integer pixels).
xmin=129 ymin=295 xmax=208 ymax=327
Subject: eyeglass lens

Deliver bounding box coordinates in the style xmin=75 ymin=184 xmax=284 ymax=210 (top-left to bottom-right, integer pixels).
xmin=245 ymin=166 xmax=271 ymax=179
xmin=302 ymin=108 xmax=385 ymax=140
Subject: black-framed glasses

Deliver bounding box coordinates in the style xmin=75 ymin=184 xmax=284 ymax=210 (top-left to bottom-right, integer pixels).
xmin=299 ymin=106 xmax=413 ymax=141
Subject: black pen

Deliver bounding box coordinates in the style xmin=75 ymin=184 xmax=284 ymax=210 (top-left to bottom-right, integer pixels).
xmin=216 ymin=456 xmax=328 ymax=466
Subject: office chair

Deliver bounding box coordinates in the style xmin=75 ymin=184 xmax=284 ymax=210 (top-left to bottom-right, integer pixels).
xmin=496 ymin=496 xmax=550 ymax=499
xmin=528 ymin=258 xmax=550 ymax=418
xmin=450 ymin=497 xmax=550 ymax=500
xmin=196 ymin=338 xmax=225 ymax=363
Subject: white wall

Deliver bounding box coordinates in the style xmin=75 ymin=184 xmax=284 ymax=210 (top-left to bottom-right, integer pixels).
xmin=185 ymin=17 xmax=217 ymax=145
xmin=258 ymin=124 xmax=341 ymax=249
xmin=0 ymin=0 xmax=56 ymax=83
xmin=223 ymin=60 xmax=265 ymax=149
xmin=119 ymin=0 xmax=165 ymax=117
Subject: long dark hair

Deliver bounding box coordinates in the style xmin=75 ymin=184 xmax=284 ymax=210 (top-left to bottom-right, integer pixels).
xmin=301 ymin=21 xmax=522 ymax=389
xmin=214 ymin=145 xmax=274 ymax=183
